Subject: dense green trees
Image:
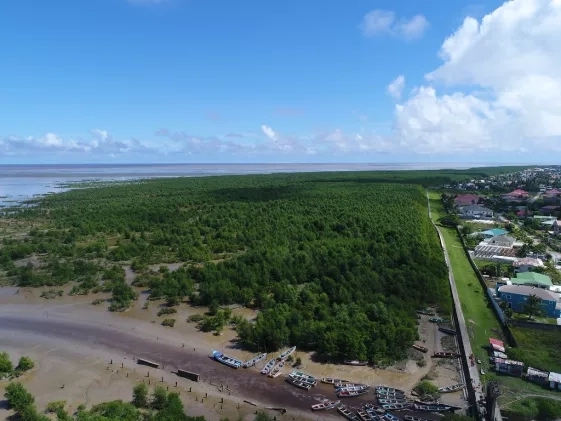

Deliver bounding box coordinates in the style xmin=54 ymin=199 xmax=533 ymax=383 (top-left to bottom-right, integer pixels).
xmin=2 ymin=172 xmax=451 ymax=362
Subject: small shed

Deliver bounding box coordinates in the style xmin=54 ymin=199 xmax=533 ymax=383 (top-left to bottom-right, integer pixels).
xmin=548 ymin=372 xmax=561 ymax=390
xmin=493 ymin=351 xmax=508 ymax=359
xmin=495 ymin=358 xmax=524 ymax=376
xmin=526 ymin=367 xmax=549 ymax=386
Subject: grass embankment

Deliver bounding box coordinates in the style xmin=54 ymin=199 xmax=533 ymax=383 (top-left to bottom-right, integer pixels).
xmin=428 ymin=191 xmax=561 ymax=415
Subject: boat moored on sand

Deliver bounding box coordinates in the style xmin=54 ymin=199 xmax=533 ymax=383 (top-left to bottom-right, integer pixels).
xmin=321 ymin=377 xmax=351 ymax=384
xmin=337 ymin=405 xmax=360 ymax=421
xmin=343 ymin=359 xmax=369 ymax=366
xmin=310 ymin=400 xmax=340 ymax=411
xmin=438 ymin=383 xmax=464 ymax=393
xmin=375 ymin=386 xmax=405 ymax=395
xmin=243 ymin=353 xmax=267 ymax=368
xmin=285 ymin=375 xmax=312 ymax=390
xmin=278 ymin=346 xmax=296 ymax=360
xmin=268 ymin=360 xmax=285 ymax=378
xmin=261 ymin=359 xmax=276 ymax=375
xmin=212 ymin=350 xmax=242 ymax=369
xmin=337 ymin=389 xmax=369 ymax=398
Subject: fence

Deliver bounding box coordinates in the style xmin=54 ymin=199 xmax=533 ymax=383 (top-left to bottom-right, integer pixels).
xmin=509 ymin=319 xmax=561 ymax=332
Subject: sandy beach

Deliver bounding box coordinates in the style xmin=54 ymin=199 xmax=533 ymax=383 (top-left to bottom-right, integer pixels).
xmin=0 ymin=286 xmax=466 ymax=420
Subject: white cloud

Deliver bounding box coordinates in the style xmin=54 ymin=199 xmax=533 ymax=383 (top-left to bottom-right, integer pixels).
xmin=361 ymin=9 xmax=429 ymax=40
xmin=261 ymin=125 xmax=277 ymax=141
xmin=387 ymin=75 xmax=405 ymax=100
xmin=393 ymin=0 xmax=561 ymax=153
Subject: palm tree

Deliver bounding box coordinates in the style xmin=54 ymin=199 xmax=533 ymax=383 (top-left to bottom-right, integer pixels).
xmin=522 ymin=294 xmax=544 ymax=320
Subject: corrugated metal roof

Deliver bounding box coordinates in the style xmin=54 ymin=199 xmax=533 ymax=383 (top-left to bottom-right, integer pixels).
xmin=548 ymin=372 xmax=561 ymax=383
xmin=527 ymin=367 xmax=549 ymax=378
xmin=495 ymin=358 xmax=524 ymax=366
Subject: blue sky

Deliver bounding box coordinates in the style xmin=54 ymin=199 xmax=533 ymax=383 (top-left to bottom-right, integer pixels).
xmin=1 ymin=0 xmax=559 ymax=164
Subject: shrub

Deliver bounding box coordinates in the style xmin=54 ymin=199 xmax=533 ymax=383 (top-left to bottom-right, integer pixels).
xmin=187 ymin=314 xmax=204 ymax=323
xmin=92 ymin=298 xmax=104 ymax=305
xmin=46 ymin=400 xmax=66 ymax=413
xmin=132 ymin=383 xmax=149 ymax=408
xmin=157 ymin=308 xmax=177 ymax=317
xmin=151 ymin=385 xmax=168 ymax=410
xmin=162 ymin=318 xmax=176 ymax=327
xmin=413 ymin=380 xmax=440 ymax=400
xmin=4 ymin=382 xmax=35 ymax=412
xmin=0 ymin=352 xmax=14 ymax=376
xmin=16 ymin=356 xmax=35 ymax=372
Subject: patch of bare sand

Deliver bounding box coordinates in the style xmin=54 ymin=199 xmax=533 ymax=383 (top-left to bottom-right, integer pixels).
xmin=0 ymin=332 xmax=334 ymax=421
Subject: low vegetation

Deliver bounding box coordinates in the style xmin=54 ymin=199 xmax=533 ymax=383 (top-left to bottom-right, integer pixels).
xmin=4 ymin=381 xmax=270 ymax=421
xmin=0 ymin=352 xmax=35 ymax=379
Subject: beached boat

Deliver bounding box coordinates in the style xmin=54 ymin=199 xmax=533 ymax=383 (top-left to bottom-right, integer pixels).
xmin=384 ymin=413 xmax=402 ymax=421
xmin=438 ymin=327 xmax=457 ymax=335
xmin=336 ymin=383 xmax=369 ymax=389
xmin=268 ymin=360 xmax=285 ymax=378
xmin=261 ymin=359 xmax=276 ymax=375
xmin=365 ymin=404 xmax=386 ymax=414
xmin=416 ymin=310 xmax=435 ymax=316
xmin=404 ymin=416 xmax=432 ymax=421
xmin=412 ymin=344 xmax=428 ymax=353
xmin=412 ymin=403 xmax=454 ymax=412
xmin=212 ymin=350 xmax=242 ymax=369
xmin=357 ymin=409 xmax=372 ymax=421
xmin=432 ymin=352 xmax=460 ymax=358
xmin=310 ymin=400 xmax=340 ymax=411
xmin=365 ymin=407 xmax=383 ymax=420
xmin=378 ymin=398 xmax=407 ymax=404
xmin=429 ymin=317 xmax=443 ymax=323
xmin=321 ymin=377 xmax=351 ymax=385
xmin=243 ymin=353 xmax=267 ymax=368
xmin=438 ymin=383 xmax=464 ymax=393
xmin=278 ymin=346 xmax=296 ymax=361
xmin=375 ymin=386 xmax=405 ymax=395
xmin=290 ymin=371 xmax=317 ymax=386
xmin=382 ymin=403 xmax=411 ymax=410
xmin=343 ymin=359 xmax=369 ymax=366
xmin=338 ymin=405 xmax=361 ymax=421
xmin=285 ymin=375 xmax=311 ymax=390
xmin=337 ymin=385 xmax=370 ymax=393
xmin=337 ymin=389 xmax=369 ymax=398
xmin=376 ymin=391 xmax=405 ymax=398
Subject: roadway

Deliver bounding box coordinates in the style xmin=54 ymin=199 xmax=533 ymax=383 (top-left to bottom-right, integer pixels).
xmin=427 ymin=190 xmax=486 ymax=419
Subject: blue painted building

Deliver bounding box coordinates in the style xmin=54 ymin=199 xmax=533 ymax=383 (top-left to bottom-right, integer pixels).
xmin=496 ymin=285 xmax=561 ymax=318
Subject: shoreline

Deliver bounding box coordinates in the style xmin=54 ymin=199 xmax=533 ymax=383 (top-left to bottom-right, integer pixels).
xmin=0 ymin=294 xmax=466 ymax=419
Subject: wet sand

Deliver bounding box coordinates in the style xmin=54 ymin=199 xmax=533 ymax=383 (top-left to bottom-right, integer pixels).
xmin=0 ymin=290 xmax=466 ymax=419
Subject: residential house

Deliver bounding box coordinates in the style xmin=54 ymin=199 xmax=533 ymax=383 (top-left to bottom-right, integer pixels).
xmin=496 ymin=285 xmax=561 ymax=318
xmin=543 ymin=189 xmax=561 ymax=204
xmin=515 ymin=272 xmax=553 ymax=288
xmin=454 ymin=194 xmax=481 ymax=208
xmin=548 ymin=372 xmax=561 ymax=391
xmin=501 ymin=189 xmax=529 ymax=202
xmin=494 ymin=358 xmax=524 ymax=376
xmin=539 ymin=205 xmax=560 ymax=215
xmin=461 ymin=204 xmax=494 ymax=219
xmin=526 ymin=367 xmax=549 ymax=386
xmin=487 ymin=234 xmax=516 ymax=248
xmin=516 ymin=209 xmax=532 ymax=219
xmin=512 ymin=258 xmax=545 ymax=273
xmin=477 ymin=228 xmax=508 ymax=239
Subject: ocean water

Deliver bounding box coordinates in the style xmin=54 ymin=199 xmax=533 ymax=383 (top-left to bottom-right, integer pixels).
xmin=0 ymin=163 xmax=475 ymax=207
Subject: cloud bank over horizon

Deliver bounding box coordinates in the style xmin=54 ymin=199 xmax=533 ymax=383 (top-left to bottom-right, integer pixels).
xmin=2 ymin=0 xmax=560 ymax=163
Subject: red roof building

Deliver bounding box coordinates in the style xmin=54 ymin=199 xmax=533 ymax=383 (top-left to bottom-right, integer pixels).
xmin=545 ymin=189 xmax=561 ymax=196
xmin=506 ymin=189 xmax=529 ymax=197
xmin=489 ymin=338 xmax=505 ymax=352
xmin=454 ymin=194 xmax=481 ymax=206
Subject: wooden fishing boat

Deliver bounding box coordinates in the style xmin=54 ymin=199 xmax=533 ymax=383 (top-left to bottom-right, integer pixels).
xmin=432 ymin=352 xmax=460 ymax=358
xmin=384 ymin=414 xmax=402 ymax=421
xmin=378 ymin=398 xmax=407 ymax=404
xmin=365 ymin=404 xmax=386 ymax=414
xmin=310 ymin=400 xmax=340 ymax=411
xmin=290 ymin=371 xmax=317 ymax=386
xmin=243 ymin=353 xmax=267 ymax=368
xmin=365 ymin=407 xmax=383 ymax=420
xmin=412 ymin=403 xmax=454 ymax=412
xmin=404 ymin=416 xmax=432 ymax=421
xmin=278 ymin=346 xmax=296 ymax=361
xmin=412 ymin=344 xmax=428 ymax=353
xmin=438 ymin=327 xmax=457 ymax=335
xmin=321 ymin=377 xmax=351 ymax=385
xmin=343 ymin=359 xmax=369 ymax=366
xmin=375 ymin=386 xmax=405 ymax=395
xmin=429 ymin=317 xmax=443 ymax=323
xmin=357 ymin=409 xmax=372 ymax=421
xmin=285 ymin=375 xmax=311 ymax=390
xmin=337 ymin=389 xmax=369 ymax=398
xmin=382 ymin=403 xmax=411 ymax=410
xmin=268 ymin=360 xmax=285 ymax=378
xmin=335 ymin=382 xmax=363 ymax=388
xmin=376 ymin=391 xmax=405 ymax=398
xmin=212 ymin=350 xmax=242 ymax=369
xmin=337 ymin=385 xmax=370 ymax=393
xmin=438 ymin=383 xmax=464 ymax=393
xmin=261 ymin=359 xmax=276 ymax=375
xmin=338 ymin=405 xmax=360 ymax=421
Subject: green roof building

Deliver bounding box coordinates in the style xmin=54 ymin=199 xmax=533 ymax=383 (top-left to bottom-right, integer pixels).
xmin=514 ymin=272 xmax=553 ymax=287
